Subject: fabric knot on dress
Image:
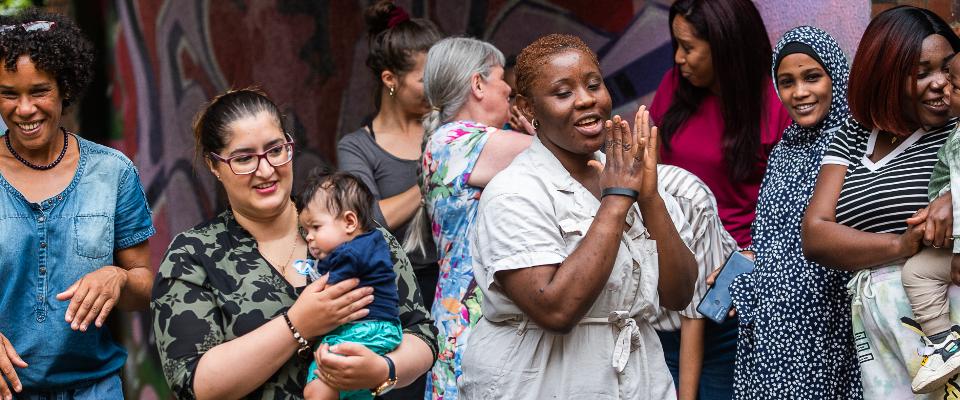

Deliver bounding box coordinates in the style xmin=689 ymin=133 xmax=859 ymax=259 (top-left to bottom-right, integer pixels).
xmin=608 ymin=311 xmax=642 ymax=373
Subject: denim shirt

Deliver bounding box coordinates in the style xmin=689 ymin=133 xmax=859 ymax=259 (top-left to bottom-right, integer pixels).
xmin=0 ymin=135 xmax=155 ymax=390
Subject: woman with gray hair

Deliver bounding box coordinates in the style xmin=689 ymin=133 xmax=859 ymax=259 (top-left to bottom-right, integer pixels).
xmin=404 ymin=37 xmax=533 ymax=400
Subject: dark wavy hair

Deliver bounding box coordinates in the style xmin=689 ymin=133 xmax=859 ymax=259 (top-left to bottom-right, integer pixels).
xmin=364 ymin=0 xmax=442 ymax=109
xmin=193 ymin=88 xmax=286 ymax=164
xmin=661 ymin=0 xmax=773 ymax=181
xmin=296 ymin=167 xmax=376 ymax=232
xmin=0 ymin=8 xmax=94 ymax=108
xmin=848 ymin=6 xmax=960 ymax=135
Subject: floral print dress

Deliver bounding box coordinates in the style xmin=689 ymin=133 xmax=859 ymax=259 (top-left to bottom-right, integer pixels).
xmin=422 ymin=121 xmax=491 ymax=400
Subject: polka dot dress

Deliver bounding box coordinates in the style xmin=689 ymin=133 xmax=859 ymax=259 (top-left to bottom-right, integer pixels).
xmin=729 ymin=26 xmax=863 ymax=399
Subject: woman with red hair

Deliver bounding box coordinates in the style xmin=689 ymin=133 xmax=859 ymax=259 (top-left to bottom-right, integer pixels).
xmin=460 ymin=33 xmax=697 ymax=400
xmin=803 ymin=6 xmax=960 ymax=398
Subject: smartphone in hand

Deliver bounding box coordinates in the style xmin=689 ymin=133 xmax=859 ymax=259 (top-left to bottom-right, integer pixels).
xmin=696 ymin=251 xmax=755 ymax=324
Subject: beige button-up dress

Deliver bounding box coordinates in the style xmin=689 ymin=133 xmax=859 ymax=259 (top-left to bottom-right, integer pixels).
xmin=459 ymin=138 xmax=693 ymax=399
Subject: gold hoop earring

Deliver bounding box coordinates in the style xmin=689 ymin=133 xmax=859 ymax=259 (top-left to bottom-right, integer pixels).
xmin=389 ymin=86 xmax=396 ymax=97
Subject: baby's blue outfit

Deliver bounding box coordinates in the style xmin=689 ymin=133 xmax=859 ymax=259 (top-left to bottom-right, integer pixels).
xmin=306 ymin=229 xmax=402 ymax=400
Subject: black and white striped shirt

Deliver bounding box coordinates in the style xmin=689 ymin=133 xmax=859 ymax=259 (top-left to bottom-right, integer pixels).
xmin=651 ymin=165 xmax=740 ymax=331
xmin=822 ymin=117 xmax=955 ymax=234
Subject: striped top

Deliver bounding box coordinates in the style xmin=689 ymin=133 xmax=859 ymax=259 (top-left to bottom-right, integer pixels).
xmin=651 ymin=165 xmax=740 ymax=331
xmin=822 ymin=117 xmax=955 ymax=234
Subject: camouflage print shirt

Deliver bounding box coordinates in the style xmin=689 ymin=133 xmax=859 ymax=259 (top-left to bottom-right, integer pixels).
xmin=151 ymin=211 xmax=438 ymax=399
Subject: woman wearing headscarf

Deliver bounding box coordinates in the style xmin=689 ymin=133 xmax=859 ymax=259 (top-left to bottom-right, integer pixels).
xmin=730 ymin=26 xmax=859 ymax=399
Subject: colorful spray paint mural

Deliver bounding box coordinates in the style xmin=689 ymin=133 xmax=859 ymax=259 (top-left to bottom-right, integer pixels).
xmin=103 ymin=1 xmax=870 ymax=397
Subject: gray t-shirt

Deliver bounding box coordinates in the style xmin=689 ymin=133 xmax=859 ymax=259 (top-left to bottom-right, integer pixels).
xmin=337 ymin=126 xmax=438 ymax=267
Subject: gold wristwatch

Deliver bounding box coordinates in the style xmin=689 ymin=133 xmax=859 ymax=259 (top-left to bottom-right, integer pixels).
xmin=371 ymin=355 xmax=397 ymax=396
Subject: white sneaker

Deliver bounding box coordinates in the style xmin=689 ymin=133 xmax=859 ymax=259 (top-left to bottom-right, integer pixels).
xmin=912 ymin=327 xmax=960 ymax=393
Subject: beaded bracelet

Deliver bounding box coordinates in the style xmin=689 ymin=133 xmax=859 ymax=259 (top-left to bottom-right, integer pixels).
xmin=282 ymin=311 xmax=312 ymax=359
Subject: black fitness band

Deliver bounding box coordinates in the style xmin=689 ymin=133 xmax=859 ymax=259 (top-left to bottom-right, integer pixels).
xmin=601 ymin=187 xmax=639 ymax=200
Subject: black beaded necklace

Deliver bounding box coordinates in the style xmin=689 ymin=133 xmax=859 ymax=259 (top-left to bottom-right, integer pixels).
xmin=4 ymin=127 xmax=68 ymax=170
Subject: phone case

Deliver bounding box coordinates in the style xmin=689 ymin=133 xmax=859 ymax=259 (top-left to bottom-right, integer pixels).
xmin=696 ymin=251 xmax=755 ymax=324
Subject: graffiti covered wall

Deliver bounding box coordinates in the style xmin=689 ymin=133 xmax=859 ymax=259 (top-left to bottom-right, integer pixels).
xmin=105 ymin=1 xmax=870 ymax=397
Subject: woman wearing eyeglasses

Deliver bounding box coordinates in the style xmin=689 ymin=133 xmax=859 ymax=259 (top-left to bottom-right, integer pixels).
xmin=0 ymin=9 xmax=156 ymax=400
xmin=151 ymin=88 xmax=437 ymax=400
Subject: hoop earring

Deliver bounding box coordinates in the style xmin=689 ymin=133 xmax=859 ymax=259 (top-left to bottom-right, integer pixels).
xmin=532 ymin=119 xmax=540 ymax=129
xmin=389 ymin=86 xmax=396 ymax=97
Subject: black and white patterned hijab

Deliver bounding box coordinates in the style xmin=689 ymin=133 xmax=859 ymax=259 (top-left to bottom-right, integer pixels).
xmin=771 ymin=26 xmax=850 ymax=142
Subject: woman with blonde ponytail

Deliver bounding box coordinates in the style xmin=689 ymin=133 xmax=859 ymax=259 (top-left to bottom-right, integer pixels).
xmin=411 ymin=37 xmax=532 ymax=400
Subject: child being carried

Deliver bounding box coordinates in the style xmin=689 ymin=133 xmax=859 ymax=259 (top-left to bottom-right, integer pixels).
xmin=298 ymin=169 xmax=402 ymax=400
xmin=902 ymin=54 xmax=960 ymax=394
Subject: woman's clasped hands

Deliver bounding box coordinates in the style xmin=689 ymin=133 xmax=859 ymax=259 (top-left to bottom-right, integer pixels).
xmin=588 ymin=105 xmax=660 ymax=205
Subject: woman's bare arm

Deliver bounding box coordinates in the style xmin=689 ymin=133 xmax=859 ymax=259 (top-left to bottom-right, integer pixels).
xmin=191 ymin=278 xmax=372 ymax=399
xmin=468 ymin=129 xmax=533 ymax=187
xmin=678 ymin=317 xmax=706 ymax=400
xmin=641 ymin=196 xmax=697 ymax=310
xmin=379 ymin=186 xmax=421 ymax=230
xmin=802 ymin=164 xmax=923 ymax=270
xmin=496 ymin=195 xmax=634 ymax=333
xmin=193 ymin=318 xmax=302 ymax=400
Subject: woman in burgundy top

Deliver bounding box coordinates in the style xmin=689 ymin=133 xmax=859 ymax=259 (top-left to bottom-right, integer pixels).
xmin=650 ymin=0 xmax=791 ymax=249
xmin=647 ymin=1 xmax=791 ymax=399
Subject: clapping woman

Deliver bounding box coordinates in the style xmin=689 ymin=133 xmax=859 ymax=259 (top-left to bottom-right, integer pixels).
xmin=460 ymin=33 xmax=697 ymax=400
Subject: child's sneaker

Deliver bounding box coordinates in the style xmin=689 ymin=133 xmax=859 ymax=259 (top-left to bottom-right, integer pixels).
xmin=912 ymin=326 xmax=960 ymax=393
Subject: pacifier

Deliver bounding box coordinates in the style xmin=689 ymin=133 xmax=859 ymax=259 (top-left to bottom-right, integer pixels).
xmin=292 ymin=259 xmax=322 ymax=281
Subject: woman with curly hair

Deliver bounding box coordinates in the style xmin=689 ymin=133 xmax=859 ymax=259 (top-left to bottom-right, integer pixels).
xmin=0 ymin=8 xmax=156 ymax=399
